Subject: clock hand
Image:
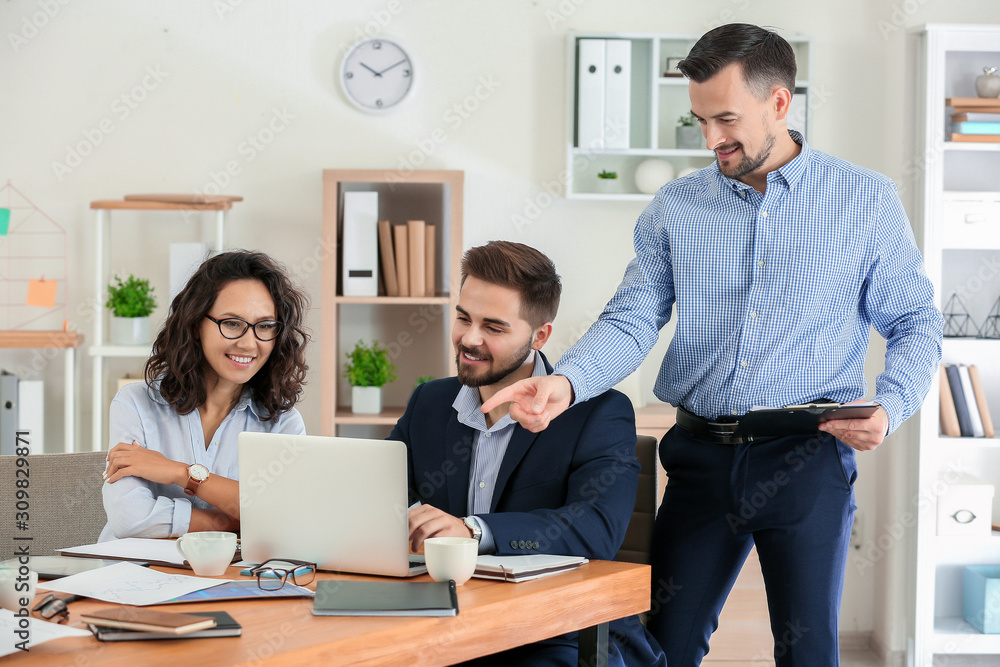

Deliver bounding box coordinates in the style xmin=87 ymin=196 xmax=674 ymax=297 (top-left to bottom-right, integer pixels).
xmin=359 ymin=62 xmax=381 ymax=77
xmin=375 ymin=59 xmax=408 ymax=76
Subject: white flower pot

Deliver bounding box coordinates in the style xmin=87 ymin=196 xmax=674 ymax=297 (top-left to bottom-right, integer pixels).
xmin=351 ymin=386 xmax=383 ymax=414
xmin=676 ymin=125 xmax=703 ymax=149
xmin=111 ymin=316 xmax=152 ymax=346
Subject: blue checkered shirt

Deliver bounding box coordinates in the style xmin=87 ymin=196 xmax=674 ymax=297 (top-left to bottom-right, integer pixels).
xmin=555 ymin=131 xmax=943 ymax=435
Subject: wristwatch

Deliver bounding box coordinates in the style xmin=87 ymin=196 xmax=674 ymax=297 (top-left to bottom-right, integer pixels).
xmin=183 ymin=464 xmax=210 ymax=497
xmin=463 ymin=516 xmax=482 ymax=543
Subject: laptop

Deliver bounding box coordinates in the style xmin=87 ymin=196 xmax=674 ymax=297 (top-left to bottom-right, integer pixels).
xmin=238 ymin=433 xmax=426 ymax=577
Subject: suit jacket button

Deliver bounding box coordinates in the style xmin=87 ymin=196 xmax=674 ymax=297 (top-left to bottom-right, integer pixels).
xmin=518 ymin=540 xmax=527 ymax=549
xmin=510 ymin=540 xmax=518 ymax=549
xmin=532 ymin=541 xmax=539 ymax=549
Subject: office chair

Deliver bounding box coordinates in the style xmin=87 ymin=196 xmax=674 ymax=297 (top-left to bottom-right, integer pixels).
xmin=615 ymin=435 xmax=659 ymax=565
xmin=0 ymin=451 xmax=108 ymax=560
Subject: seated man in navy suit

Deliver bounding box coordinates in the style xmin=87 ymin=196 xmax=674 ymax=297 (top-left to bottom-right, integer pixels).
xmin=391 ymin=241 xmax=665 ymax=667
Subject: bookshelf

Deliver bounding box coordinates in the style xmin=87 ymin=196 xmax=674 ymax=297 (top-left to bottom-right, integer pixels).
xmin=911 ymin=24 xmax=1000 ymax=665
xmin=565 ymin=31 xmax=811 ymax=199
xmin=88 ymin=199 xmax=235 ymax=452
xmin=320 ymin=169 xmax=463 ymax=436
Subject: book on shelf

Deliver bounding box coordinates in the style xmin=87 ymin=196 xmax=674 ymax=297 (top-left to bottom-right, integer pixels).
xmin=952 ymin=112 xmax=1000 ymax=123
xmin=407 ymin=220 xmax=426 ymax=299
xmin=377 ymin=219 xmax=399 ymax=297
xmin=968 ymin=365 xmax=995 ymax=438
xmin=958 ymin=365 xmax=985 ymax=437
xmin=952 ymin=121 xmax=1000 ymax=135
xmin=942 ymin=364 xmax=994 ymax=438
xmin=946 ymin=97 xmax=1000 ymax=113
xmin=945 ymin=365 xmax=974 ymax=437
xmin=393 ymin=224 xmax=410 ymax=297
xmin=949 ymin=133 xmax=1000 ymax=143
xmin=940 ymin=366 xmax=961 ymax=437
xmin=424 ymin=224 xmax=436 ymax=297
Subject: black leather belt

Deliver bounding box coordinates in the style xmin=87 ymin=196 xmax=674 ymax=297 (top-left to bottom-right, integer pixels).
xmin=675 ymin=406 xmax=745 ymax=445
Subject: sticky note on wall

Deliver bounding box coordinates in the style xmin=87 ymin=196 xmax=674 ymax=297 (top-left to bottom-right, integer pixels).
xmin=0 ymin=208 xmax=9 ymax=235
xmin=27 ymin=278 xmax=57 ymax=308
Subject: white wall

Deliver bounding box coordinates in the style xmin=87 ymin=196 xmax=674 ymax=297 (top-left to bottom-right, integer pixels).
xmin=3 ymin=0 xmax=1000 ymax=654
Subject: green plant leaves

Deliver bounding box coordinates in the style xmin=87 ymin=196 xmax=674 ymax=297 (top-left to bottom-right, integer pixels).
xmin=343 ymin=340 xmax=398 ymax=387
xmin=105 ymin=274 xmax=157 ymax=317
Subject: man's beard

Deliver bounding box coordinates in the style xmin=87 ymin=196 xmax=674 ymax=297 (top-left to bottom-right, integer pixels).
xmin=456 ymin=338 xmax=534 ymax=388
xmin=717 ymin=130 xmax=776 ymax=180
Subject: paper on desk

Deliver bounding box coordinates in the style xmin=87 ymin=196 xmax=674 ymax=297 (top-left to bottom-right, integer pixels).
xmin=59 ymin=537 xmax=187 ymax=567
xmin=41 ymin=562 xmax=230 ymax=606
xmin=0 ymin=609 xmax=91 ymax=657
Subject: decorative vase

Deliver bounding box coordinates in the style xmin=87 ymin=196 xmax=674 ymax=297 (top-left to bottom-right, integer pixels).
xmin=351 ymin=386 xmax=383 ymax=414
xmin=634 ymin=159 xmax=675 ymax=194
xmin=595 ymin=177 xmax=619 ymax=194
xmin=676 ymin=125 xmax=703 ymax=149
xmin=111 ymin=316 xmax=152 ymax=345
xmin=975 ymin=67 xmax=1000 ymax=98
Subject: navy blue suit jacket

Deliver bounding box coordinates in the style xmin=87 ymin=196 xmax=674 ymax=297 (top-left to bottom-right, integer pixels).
xmin=389 ymin=355 xmax=665 ymax=666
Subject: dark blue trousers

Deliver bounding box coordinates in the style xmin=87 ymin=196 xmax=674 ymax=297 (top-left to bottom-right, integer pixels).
xmin=647 ymin=425 xmax=856 ymax=666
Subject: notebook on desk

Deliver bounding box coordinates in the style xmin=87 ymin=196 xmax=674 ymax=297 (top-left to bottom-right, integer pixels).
xmin=238 ymin=433 xmax=426 ymax=578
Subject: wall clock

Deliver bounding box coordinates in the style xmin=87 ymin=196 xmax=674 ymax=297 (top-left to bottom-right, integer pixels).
xmin=340 ymin=37 xmax=415 ymax=113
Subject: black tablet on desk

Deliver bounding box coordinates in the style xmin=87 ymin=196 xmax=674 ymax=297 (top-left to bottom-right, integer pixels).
xmin=734 ymin=402 xmax=880 ymax=440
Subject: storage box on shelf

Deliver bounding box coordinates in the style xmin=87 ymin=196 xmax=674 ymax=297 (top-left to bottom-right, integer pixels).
xmin=911 ymin=24 xmax=1000 ymax=665
xmin=321 ymin=170 xmax=463 ymax=436
xmin=0 ymin=330 xmax=83 ymax=453
xmin=566 ymin=31 xmax=811 ymax=200
xmin=88 ymin=199 xmax=235 ymax=452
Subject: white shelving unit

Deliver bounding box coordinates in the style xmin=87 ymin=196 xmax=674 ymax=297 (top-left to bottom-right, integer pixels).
xmin=88 ymin=199 xmax=234 ymax=452
xmin=910 ymin=24 xmax=1000 ymax=666
xmin=565 ymin=31 xmax=811 ymax=199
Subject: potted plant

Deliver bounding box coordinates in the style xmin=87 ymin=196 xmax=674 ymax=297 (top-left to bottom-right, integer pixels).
xmin=105 ymin=274 xmax=157 ymax=345
xmin=344 ymin=340 xmax=398 ymax=414
xmin=676 ymin=114 xmax=702 ymax=149
xmin=595 ymin=169 xmax=619 ymax=194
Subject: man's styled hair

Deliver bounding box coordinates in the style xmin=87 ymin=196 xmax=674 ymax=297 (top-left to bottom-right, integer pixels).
xmin=678 ymin=23 xmax=797 ymax=100
xmin=460 ymin=241 xmax=561 ymax=328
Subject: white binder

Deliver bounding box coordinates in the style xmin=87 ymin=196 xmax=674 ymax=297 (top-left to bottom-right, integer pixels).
xmin=603 ymin=39 xmax=631 ymax=149
xmin=17 ymin=380 xmax=43 ymax=454
xmin=0 ymin=371 xmax=18 ymax=455
xmin=576 ymin=39 xmax=606 ymax=149
xmin=341 ymin=192 xmax=379 ymax=297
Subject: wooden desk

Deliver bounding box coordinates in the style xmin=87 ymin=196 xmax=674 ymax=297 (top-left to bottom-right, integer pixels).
xmin=10 ymin=561 xmax=649 ymax=666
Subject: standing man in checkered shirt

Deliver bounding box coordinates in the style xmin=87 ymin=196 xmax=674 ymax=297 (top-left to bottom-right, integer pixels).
xmin=485 ymin=23 xmax=942 ymax=666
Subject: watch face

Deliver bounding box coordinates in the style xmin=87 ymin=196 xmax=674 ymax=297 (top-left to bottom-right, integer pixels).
xmin=189 ymin=464 xmax=210 ymax=481
xmin=340 ymin=38 xmax=414 ymax=113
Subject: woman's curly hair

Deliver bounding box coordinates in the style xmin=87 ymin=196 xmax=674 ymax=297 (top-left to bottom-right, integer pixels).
xmin=145 ymin=250 xmax=309 ymax=420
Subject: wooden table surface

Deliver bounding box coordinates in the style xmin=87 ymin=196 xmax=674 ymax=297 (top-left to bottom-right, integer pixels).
xmin=7 ymin=560 xmax=650 ymax=666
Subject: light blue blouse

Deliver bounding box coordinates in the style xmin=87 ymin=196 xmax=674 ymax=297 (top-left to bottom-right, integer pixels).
xmin=99 ymin=380 xmax=305 ymax=540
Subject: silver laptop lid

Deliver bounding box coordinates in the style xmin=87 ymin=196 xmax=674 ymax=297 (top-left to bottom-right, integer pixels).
xmin=238 ymin=433 xmax=412 ymax=577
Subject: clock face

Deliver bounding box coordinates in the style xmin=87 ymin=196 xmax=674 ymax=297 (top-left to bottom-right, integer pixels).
xmin=340 ymin=38 xmax=414 ymax=113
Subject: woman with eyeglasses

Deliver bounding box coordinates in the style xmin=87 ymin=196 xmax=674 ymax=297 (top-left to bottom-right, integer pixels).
xmin=99 ymin=250 xmax=309 ymax=540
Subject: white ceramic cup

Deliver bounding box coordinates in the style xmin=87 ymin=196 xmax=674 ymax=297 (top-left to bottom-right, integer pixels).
xmin=0 ymin=567 xmax=38 ymax=610
xmin=176 ymin=531 xmax=238 ymax=576
xmin=424 ymin=537 xmax=479 ymax=586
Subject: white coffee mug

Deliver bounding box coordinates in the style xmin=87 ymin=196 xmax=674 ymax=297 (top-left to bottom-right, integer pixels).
xmin=176 ymin=531 xmax=238 ymax=576
xmin=424 ymin=537 xmax=479 ymax=586
xmin=0 ymin=567 xmax=38 ymax=610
